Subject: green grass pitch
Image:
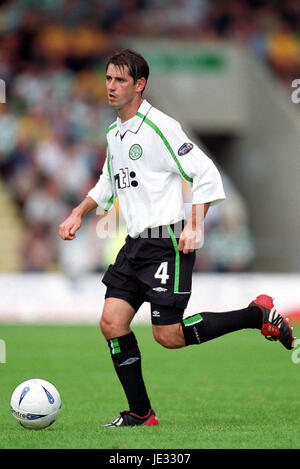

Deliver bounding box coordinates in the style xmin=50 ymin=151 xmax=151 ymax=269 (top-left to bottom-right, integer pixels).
xmin=0 ymin=323 xmax=299 ymax=449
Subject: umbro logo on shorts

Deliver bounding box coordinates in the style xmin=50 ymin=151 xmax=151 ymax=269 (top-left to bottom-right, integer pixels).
xmin=152 ymin=287 xmax=167 ymax=292
xmin=152 ymin=310 xmax=161 ymax=318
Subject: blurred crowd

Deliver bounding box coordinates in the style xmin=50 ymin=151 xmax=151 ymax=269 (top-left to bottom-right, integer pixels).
xmin=0 ymin=0 xmax=298 ymax=275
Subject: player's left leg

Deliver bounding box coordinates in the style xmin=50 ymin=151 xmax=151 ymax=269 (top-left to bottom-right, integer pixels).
xmin=145 ymin=224 xmax=294 ymax=350
xmin=152 ymin=295 xmax=295 ymax=350
xmin=152 ymin=302 xmax=262 ymax=349
xmin=181 ymin=294 xmax=294 ymax=350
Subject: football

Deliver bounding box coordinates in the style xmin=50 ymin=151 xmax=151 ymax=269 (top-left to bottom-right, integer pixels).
xmin=10 ymin=378 xmax=61 ymax=430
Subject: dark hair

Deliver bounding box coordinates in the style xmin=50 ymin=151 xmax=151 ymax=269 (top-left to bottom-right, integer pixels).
xmin=106 ymin=49 xmax=150 ymax=94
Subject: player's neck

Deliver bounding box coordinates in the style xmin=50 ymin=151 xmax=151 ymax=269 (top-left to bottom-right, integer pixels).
xmin=118 ymin=96 xmax=143 ymax=123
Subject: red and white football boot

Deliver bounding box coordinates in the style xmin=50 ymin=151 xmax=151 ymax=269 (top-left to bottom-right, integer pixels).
xmin=249 ymin=294 xmax=295 ymax=350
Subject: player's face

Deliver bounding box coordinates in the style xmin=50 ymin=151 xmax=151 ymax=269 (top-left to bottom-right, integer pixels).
xmin=106 ymin=63 xmax=141 ymax=111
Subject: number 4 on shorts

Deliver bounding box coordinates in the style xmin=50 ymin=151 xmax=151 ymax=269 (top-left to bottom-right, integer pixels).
xmin=154 ymin=262 xmax=169 ymax=284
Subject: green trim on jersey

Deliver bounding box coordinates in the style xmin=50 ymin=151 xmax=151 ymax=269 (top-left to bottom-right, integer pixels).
xmin=136 ymin=112 xmax=193 ymax=184
xmin=104 ymin=195 xmax=114 ymax=211
xmin=106 ymin=122 xmax=117 ymax=134
xmin=167 ymin=225 xmax=180 ymax=293
xmin=105 ymin=123 xmax=117 ymax=211
xmin=103 ymin=148 xmax=114 ymax=211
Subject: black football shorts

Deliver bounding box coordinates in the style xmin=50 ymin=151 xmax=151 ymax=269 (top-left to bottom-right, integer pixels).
xmin=102 ymin=221 xmax=196 ymax=325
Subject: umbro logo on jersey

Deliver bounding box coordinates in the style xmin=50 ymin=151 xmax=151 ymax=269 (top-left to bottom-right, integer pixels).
xmin=178 ymin=142 xmax=193 ymax=156
xmin=152 ymin=287 xmax=167 ymax=292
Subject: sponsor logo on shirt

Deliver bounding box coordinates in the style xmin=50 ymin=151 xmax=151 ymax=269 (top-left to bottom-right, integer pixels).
xmin=114 ymin=168 xmax=138 ymax=188
xmin=178 ymin=142 xmax=193 ymax=156
xmin=129 ymin=144 xmax=143 ymax=160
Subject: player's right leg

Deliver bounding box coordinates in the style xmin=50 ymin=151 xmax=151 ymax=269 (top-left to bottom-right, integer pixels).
xmin=100 ymin=295 xmax=158 ymax=427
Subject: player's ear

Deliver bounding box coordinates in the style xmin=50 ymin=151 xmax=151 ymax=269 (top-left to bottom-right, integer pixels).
xmin=135 ymin=77 xmax=146 ymax=94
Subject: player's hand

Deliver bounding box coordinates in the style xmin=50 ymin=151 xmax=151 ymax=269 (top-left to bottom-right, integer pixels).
xmin=178 ymin=225 xmax=202 ymax=254
xmin=59 ymin=213 xmax=82 ymax=240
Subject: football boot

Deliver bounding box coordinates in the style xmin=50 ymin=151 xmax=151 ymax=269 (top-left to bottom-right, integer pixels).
xmin=249 ymin=294 xmax=295 ymax=350
xmin=103 ymin=408 xmax=159 ymax=427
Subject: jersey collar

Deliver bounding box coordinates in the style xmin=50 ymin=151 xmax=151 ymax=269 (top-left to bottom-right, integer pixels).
xmin=116 ymin=99 xmax=152 ymax=136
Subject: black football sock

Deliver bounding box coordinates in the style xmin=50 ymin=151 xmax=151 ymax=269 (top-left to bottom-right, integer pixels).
xmin=107 ymin=331 xmax=151 ymax=416
xmin=182 ymin=306 xmax=262 ymax=346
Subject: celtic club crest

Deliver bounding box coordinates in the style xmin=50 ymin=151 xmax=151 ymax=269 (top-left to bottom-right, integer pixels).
xmin=129 ymin=144 xmax=143 ymax=160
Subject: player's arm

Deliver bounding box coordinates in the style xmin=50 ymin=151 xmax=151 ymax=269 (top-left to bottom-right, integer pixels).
xmin=159 ymin=118 xmax=225 ymax=206
xmin=178 ymin=202 xmax=210 ymax=254
xmin=159 ymin=118 xmax=225 ymax=254
xmin=59 ymin=196 xmax=99 ymax=240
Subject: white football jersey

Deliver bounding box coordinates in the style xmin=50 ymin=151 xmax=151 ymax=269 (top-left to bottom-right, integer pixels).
xmin=88 ymin=99 xmax=225 ymax=237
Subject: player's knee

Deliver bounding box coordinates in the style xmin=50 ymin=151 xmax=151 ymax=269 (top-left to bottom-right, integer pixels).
xmin=99 ymin=310 xmax=131 ymax=339
xmin=99 ymin=315 xmax=111 ymax=337
xmin=152 ymin=325 xmax=184 ymax=349
xmin=155 ymin=336 xmax=176 ymax=349
xmin=100 ymin=297 xmax=135 ymax=339
xmin=99 ymin=309 xmax=118 ymax=337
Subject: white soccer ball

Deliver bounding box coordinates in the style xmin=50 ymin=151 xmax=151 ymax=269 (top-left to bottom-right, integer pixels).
xmin=10 ymin=378 xmax=61 ymax=430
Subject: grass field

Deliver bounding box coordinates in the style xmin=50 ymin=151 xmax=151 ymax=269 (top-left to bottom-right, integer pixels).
xmin=0 ymin=323 xmax=299 ymax=450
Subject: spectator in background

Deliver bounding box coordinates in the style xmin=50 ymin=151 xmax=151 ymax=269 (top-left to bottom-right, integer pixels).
xmin=0 ymin=106 xmax=19 ymax=158
xmin=190 ymin=175 xmax=255 ymax=273
xmin=21 ymin=222 xmax=57 ymax=272
xmin=55 ymin=141 xmax=96 ymax=206
xmin=21 ymin=175 xmax=68 ymax=272
xmin=32 ymin=134 xmax=66 ymax=179
xmin=267 ymin=19 xmax=300 ymax=87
